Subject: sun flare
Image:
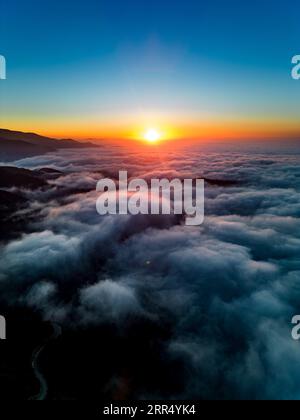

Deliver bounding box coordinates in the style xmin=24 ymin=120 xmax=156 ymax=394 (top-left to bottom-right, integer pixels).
xmin=144 ymin=129 xmax=161 ymax=143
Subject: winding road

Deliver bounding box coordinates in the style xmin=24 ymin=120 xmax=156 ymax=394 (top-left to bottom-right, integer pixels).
xmin=29 ymin=323 xmax=62 ymax=401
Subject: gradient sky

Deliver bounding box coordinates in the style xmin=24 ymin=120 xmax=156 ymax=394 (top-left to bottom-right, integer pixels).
xmin=0 ymin=0 xmax=300 ymax=140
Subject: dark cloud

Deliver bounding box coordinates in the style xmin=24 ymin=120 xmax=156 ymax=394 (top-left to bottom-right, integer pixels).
xmin=1 ymin=143 xmax=300 ymax=399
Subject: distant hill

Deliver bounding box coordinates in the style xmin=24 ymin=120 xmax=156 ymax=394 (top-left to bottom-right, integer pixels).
xmin=0 ymin=166 xmax=48 ymax=188
xmin=0 ymin=128 xmax=96 ymax=161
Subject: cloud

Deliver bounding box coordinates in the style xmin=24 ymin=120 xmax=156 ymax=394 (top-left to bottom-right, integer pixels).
xmin=78 ymin=279 xmax=146 ymax=325
xmin=1 ymin=143 xmax=300 ymax=399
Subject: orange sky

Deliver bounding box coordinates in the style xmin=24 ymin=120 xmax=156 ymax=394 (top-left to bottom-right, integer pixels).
xmin=2 ymin=114 xmax=300 ymax=144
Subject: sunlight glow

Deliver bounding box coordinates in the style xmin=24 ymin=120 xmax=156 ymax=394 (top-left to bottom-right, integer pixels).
xmin=144 ymin=129 xmax=161 ymax=143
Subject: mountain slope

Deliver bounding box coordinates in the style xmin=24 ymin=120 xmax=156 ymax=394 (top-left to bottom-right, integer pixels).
xmin=0 ymin=166 xmax=48 ymax=188
xmin=0 ymin=129 xmax=95 ymax=161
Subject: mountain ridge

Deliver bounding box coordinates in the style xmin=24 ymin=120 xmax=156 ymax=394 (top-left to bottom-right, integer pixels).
xmin=0 ymin=128 xmax=97 ymax=161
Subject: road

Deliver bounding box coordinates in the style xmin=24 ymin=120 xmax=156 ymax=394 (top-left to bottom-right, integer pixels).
xmin=29 ymin=323 xmax=62 ymax=401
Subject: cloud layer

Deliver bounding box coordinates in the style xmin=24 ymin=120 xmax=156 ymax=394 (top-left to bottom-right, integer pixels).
xmin=1 ymin=142 xmax=300 ymax=399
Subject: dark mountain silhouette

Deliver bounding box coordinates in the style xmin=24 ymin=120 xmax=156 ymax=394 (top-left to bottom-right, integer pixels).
xmin=0 ymin=129 xmax=96 ymax=161
xmin=0 ymin=166 xmax=64 ymax=241
xmin=0 ymin=166 xmax=48 ymax=189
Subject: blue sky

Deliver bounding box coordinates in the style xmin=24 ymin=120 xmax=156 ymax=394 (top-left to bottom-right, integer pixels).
xmin=0 ymin=0 xmax=299 ymax=139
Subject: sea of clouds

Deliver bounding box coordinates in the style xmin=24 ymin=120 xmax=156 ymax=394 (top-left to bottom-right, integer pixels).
xmin=0 ymin=141 xmax=300 ymax=399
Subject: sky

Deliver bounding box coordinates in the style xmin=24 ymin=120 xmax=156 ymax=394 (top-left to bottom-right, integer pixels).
xmin=0 ymin=0 xmax=300 ymax=141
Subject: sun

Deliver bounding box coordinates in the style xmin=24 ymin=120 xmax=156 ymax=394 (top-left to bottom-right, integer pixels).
xmin=144 ymin=129 xmax=161 ymax=143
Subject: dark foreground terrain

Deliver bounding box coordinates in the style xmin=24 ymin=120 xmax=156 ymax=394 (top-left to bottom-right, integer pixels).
xmin=0 ymin=140 xmax=300 ymax=400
